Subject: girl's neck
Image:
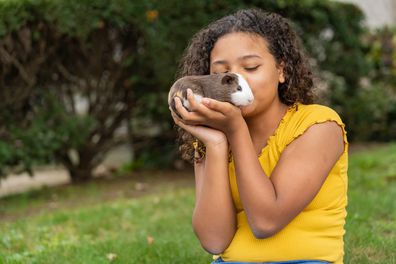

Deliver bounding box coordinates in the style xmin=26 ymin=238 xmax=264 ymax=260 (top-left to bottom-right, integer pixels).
xmin=245 ymin=101 xmax=288 ymax=155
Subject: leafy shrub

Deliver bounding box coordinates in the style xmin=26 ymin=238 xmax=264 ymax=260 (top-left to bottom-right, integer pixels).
xmin=0 ymin=0 xmax=149 ymax=181
xmin=0 ymin=0 xmax=391 ymax=179
xmin=353 ymin=27 xmax=396 ymax=141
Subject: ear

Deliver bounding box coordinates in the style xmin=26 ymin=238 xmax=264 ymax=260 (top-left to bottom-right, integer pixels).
xmin=278 ymin=62 xmax=285 ymax=84
xmin=221 ymin=74 xmax=236 ymax=85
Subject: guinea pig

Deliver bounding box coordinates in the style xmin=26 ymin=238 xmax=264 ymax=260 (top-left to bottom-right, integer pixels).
xmin=168 ymin=73 xmax=254 ymax=112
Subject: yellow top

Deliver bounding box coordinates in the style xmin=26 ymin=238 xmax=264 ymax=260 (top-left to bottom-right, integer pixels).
xmin=220 ymin=103 xmax=348 ymax=264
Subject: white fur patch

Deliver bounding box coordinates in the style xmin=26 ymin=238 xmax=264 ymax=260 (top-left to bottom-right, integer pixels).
xmin=231 ymin=74 xmax=254 ymax=106
xmin=182 ymin=94 xmax=203 ymax=110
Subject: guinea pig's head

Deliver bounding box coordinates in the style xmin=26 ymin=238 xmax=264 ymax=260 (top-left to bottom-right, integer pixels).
xmin=221 ymin=73 xmax=254 ymax=107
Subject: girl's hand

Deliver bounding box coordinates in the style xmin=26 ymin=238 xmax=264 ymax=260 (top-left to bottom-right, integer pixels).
xmin=173 ymin=89 xmax=245 ymax=136
xmin=171 ymin=111 xmax=227 ymax=147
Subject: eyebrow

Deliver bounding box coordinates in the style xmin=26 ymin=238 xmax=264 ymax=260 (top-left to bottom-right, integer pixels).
xmin=211 ymin=54 xmax=262 ymax=65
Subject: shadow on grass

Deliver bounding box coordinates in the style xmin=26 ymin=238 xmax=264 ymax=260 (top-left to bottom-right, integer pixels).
xmin=0 ymin=169 xmax=195 ymax=221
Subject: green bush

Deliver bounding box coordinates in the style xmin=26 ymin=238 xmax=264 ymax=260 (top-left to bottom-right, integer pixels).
xmin=126 ymin=0 xmax=373 ymax=165
xmin=0 ymin=0 xmax=391 ymax=178
xmin=357 ymin=27 xmax=396 ymax=141
xmin=0 ymin=0 xmax=150 ymax=181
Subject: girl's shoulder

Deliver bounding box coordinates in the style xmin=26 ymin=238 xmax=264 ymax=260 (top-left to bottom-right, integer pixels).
xmin=291 ymin=103 xmax=342 ymax=123
xmin=279 ymin=103 xmax=347 ymax=148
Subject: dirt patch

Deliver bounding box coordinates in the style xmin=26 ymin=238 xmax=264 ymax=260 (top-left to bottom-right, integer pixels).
xmin=0 ymin=169 xmax=195 ymax=222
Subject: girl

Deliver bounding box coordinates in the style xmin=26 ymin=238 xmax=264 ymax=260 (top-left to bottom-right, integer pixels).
xmin=171 ymin=8 xmax=348 ymax=264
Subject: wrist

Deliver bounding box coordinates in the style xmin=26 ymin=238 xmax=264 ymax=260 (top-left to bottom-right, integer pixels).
xmin=205 ymin=141 xmax=228 ymax=153
xmin=226 ymin=117 xmax=247 ymax=139
xmin=205 ymin=143 xmax=229 ymax=165
xmin=205 ymin=142 xmax=229 ymax=161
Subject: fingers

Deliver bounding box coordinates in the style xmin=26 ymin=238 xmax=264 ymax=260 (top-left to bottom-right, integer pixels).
xmin=173 ymin=95 xmax=207 ymax=125
xmin=171 ymin=111 xmax=198 ymax=135
xmin=174 ymin=97 xmax=197 ymax=124
xmin=186 ymin=89 xmax=230 ymax=118
xmin=171 ymin=111 xmax=186 ymax=128
xmin=170 ymin=90 xmax=233 ymax=127
xmin=170 ymin=102 xmax=200 ymax=129
xmin=201 ymin=97 xmax=232 ymax=115
xmin=186 ymin=89 xmax=198 ymax=111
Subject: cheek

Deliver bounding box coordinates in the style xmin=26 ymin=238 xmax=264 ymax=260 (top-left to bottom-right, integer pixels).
xmin=248 ymin=72 xmax=279 ymax=92
xmin=246 ymin=75 xmax=268 ymax=94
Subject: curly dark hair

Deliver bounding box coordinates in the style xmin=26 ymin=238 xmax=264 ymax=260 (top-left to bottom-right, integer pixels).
xmin=175 ymin=8 xmax=315 ymax=163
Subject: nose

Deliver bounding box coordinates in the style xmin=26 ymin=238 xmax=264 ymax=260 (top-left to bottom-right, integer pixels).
xmin=231 ymin=71 xmax=247 ymax=81
xmin=230 ymin=71 xmax=249 ymax=84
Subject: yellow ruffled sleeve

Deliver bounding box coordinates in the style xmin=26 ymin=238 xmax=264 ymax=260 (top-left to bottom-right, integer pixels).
xmin=279 ymin=104 xmax=348 ymax=152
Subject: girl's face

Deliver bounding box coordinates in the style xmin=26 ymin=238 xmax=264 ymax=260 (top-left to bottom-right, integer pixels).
xmin=210 ymin=32 xmax=285 ymax=118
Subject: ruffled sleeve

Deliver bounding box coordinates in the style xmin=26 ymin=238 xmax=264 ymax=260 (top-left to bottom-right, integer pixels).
xmin=280 ymin=104 xmax=348 ymax=152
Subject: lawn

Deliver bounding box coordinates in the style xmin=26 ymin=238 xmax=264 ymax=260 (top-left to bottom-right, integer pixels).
xmin=344 ymin=143 xmax=396 ymax=263
xmin=0 ymin=144 xmax=395 ymax=263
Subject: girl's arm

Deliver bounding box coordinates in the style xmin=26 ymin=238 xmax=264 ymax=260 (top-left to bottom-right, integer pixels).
xmin=192 ymin=143 xmax=236 ymax=254
xmin=225 ymin=116 xmax=344 ymax=238
xmin=171 ymin=97 xmax=236 ymax=254
xmin=183 ymin=98 xmax=344 ymax=239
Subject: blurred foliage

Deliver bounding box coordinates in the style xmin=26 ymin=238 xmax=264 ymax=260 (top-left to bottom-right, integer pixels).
xmin=277 ymin=4 xmax=396 ymax=142
xmin=0 ymin=0 xmax=149 ymax=181
xmin=0 ymin=0 xmax=394 ymax=179
xmin=344 ymin=27 xmax=396 ymax=141
xmin=0 ymin=96 xmax=94 ymax=177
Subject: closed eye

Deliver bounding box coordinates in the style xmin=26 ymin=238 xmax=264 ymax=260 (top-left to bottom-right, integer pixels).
xmin=245 ymin=65 xmax=260 ymax=72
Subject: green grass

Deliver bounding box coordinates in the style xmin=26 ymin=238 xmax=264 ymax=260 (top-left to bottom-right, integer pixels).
xmin=0 ymin=187 xmax=212 ymax=263
xmin=345 ymin=144 xmax=396 ymax=263
xmin=1 ymin=144 xmax=396 ymax=263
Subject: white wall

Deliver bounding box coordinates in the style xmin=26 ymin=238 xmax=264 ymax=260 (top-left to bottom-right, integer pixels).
xmin=335 ymin=0 xmax=396 ymax=29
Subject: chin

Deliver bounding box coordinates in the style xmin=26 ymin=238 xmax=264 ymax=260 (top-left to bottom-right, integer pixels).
xmin=240 ymin=105 xmax=253 ymax=117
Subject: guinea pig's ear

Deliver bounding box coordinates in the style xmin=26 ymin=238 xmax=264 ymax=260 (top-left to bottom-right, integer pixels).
xmin=221 ymin=74 xmax=236 ymax=85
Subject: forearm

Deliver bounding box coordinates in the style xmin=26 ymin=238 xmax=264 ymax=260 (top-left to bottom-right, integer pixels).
xmin=192 ymin=144 xmax=236 ymax=254
xmin=227 ymin=124 xmax=280 ymax=237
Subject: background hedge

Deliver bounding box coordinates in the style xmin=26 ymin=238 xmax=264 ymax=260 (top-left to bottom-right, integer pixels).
xmin=0 ymin=0 xmax=394 ymax=181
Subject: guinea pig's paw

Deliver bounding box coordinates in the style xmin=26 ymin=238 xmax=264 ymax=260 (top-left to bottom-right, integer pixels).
xmin=182 ymin=98 xmax=191 ymax=111
xmin=183 ymin=93 xmax=203 ymax=111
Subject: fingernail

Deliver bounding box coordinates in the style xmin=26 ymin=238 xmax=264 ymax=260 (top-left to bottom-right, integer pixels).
xmin=202 ymin=98 xmax=209 ymax=104
xmin=187 ymin=89 xmax=192 ymax=97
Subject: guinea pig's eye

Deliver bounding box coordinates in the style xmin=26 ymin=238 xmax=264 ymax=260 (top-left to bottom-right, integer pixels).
xmin=237 ymin=86 xmax=242 ymax=91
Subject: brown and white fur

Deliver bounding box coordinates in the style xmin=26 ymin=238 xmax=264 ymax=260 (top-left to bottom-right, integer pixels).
xmin=168 ymin=73 xmax=254 ymax=163
xmin=168 ymin=73 xmax=254 ymax=113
